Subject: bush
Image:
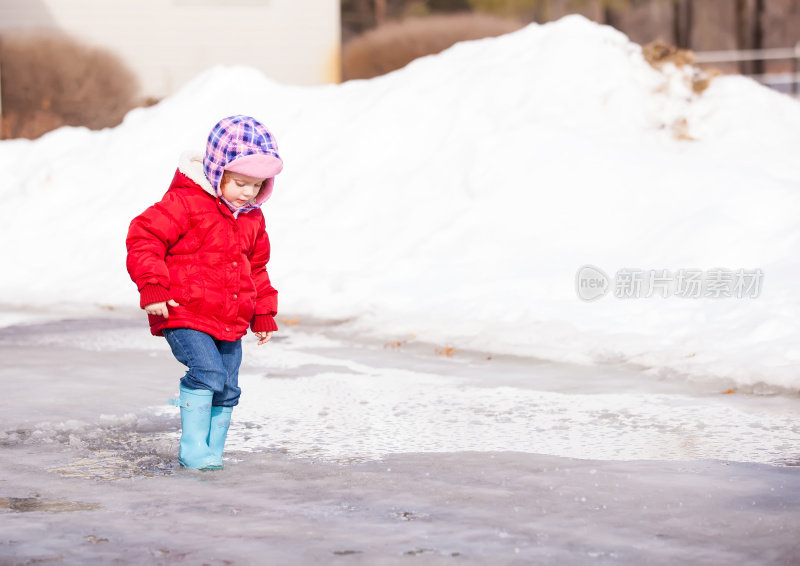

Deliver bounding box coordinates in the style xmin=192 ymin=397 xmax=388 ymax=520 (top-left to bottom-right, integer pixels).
xmin=0 ymin=33 xmax=139 ymax=139
xmin=642 ymin=39 xmax=715 ymax=96
xmin=642 ymin=39 xmax=695 ymax=68
xmin=342 ymin=12 xmax=522 ymax=80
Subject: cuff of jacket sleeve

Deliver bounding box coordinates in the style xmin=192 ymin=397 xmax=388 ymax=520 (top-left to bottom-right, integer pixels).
xmin=251 ymin=314 xmax=279 ymax=333
xmin=139 ymin=284 xmax=171 ymax=309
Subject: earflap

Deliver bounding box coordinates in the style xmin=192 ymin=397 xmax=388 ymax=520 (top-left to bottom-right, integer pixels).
xmin=255 ymin=177 xmax=275 ymax=205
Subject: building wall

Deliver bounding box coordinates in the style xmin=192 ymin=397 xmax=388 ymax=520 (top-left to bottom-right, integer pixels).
xmin=0 ymin=0 xmax=341 ymax=98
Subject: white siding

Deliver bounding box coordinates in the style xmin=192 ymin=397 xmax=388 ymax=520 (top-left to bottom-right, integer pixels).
xmin=0 ymin=0 xmax=341 ymax=98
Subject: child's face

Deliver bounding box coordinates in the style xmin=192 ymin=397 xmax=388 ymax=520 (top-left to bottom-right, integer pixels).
xmin=220 ymin=171 xmax=266 ymax=209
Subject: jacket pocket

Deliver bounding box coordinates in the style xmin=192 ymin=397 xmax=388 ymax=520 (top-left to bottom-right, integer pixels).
xmin=168 ymin=262 xmax=204 ymax=307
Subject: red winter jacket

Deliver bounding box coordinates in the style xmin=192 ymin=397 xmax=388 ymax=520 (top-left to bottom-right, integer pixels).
xmin=126 ymin=155 xmax=278 ymax=341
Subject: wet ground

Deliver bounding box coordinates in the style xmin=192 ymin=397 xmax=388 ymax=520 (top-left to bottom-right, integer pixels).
xmin=0 ymin=311 xmax=798 ymax=564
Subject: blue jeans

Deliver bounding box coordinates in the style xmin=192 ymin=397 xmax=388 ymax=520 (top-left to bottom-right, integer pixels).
xmin=163 ymin=328 xmax=242 ymax=407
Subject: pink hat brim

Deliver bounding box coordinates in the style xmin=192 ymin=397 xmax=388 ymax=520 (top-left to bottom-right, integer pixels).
xmin=224 ymin=153 xmax=283 ymax=179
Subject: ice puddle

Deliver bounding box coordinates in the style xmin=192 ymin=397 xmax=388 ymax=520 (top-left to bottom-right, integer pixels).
xmin=1 ymin=313 xmax=798 ymax=480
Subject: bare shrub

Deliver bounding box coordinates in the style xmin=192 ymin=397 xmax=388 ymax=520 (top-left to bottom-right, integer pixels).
xmin=643 ymin=39 xmax=715 ymax=96
xmin=642 ymin=39 xmax=695 ymax=68
xmin=342 ymin=12 xmax=523 ymax=80
xmin=0 ymin=109 xmax=64 ymax=140
xmin=0 ymin=33 xmax=139 ymax=139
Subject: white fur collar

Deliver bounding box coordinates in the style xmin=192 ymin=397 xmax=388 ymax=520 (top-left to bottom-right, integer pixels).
xmin=177 ymin=151 xmax=216 ymax=197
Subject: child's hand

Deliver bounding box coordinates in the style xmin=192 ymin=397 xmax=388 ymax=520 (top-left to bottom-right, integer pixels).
xmin=144 ymin=299 xmax=180 ymax=318
xmin=255 ymin=331 xmax=272 ymax=345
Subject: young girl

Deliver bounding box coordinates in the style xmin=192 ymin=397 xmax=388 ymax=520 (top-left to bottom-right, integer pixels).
xmin=126 ymin=115 xmax=283 ymax=470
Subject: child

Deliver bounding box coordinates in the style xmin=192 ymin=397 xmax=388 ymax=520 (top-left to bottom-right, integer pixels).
xmin=126 ymin=115 xmax=283 ymax=470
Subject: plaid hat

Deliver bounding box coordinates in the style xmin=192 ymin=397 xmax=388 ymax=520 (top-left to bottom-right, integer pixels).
xmin=203 ymin=115 xmax=283 ymax=207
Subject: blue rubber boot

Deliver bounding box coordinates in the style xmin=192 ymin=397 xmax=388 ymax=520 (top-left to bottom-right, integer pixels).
xmin=208 ymin=406 xmax=233 ymax=463
xmin=176 ymin=386 xmax=223 ymax=470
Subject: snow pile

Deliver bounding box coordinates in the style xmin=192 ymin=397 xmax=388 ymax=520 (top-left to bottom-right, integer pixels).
xmin=1 ymin=15 xmax=799 ymax=390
